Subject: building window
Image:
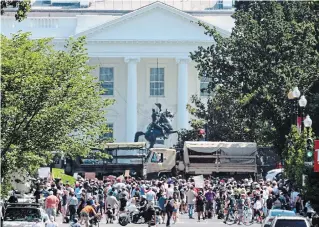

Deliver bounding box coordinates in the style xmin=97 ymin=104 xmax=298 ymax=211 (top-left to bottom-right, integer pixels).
xmin=102 ymin=123 xmax=113 ymax=140
xmin=200 ymin=77 xmax=211 ymax=96
xmin=150 ymin=68 xmax=164 ymax=96
xmin=99 ymin=67 xmax=114 ymax=95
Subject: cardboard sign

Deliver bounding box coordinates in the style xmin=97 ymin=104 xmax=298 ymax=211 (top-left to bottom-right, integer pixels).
xmin=124 ymin=170 xmax=130 ymax=177
xmin=85 ymin=172 xmax=96 ymax=180
xmin=193 ymin=175 xmax=204 ymax=188
xmin=38 ymin=167 xmax=50 ymax=179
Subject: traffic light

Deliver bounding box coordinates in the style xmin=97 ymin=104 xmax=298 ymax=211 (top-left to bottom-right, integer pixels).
xmin=306 ymin=138 xmax=314 ymax=160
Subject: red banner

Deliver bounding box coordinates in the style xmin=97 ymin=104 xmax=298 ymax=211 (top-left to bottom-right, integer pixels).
xmin=314 ymin=140 xmax=319 ymax=172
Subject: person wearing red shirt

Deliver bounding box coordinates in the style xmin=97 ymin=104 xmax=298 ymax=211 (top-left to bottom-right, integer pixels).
xmin=45 ymin=191 xmax=59 ymax=221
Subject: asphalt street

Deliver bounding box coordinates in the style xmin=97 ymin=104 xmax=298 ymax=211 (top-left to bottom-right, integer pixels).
xmin=57 ymin=214 xmax=262 ymax=227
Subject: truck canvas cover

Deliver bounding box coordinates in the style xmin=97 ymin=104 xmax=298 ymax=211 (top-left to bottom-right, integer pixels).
xmin=104 ymin=142 xmax=146 ymax=149
xmin=104 ymin=142 xmax=147 ymax=164
xmin=183 ymin=142 xmax=257 ymax=174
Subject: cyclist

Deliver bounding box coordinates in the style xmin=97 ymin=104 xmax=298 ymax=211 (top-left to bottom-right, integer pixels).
xmin=223 ymin=191 xmax=236 ymax=224
xmin=79 ymin=200 xmax=99 ymax=227
xmin=236 ymin=194 xmax=245 ymax=225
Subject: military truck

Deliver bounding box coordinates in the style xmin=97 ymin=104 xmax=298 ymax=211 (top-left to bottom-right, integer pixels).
xmin=180 ymin=141 xmax=258 ymax=177
xmin=64 ymin=142 xmax=148 ymax=178
xmin=61 ymin=141 xmax=257 ymax=179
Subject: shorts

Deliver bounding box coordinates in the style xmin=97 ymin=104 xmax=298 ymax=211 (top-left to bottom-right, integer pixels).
xmin=196 ymin=206 xmax=204 ymax=212
xmin=160 ymin=207 xmax=166 ymax=215
xmin=80 ymin=212 xmax=89 ymax=218
xmin=46 ymin=208 xmax=57 ymax=218
xmin=205 ymin=201 xmax=212 ymax=210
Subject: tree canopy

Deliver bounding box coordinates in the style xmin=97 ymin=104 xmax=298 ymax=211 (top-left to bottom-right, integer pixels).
xmin=1 ymin=32 xmax=114 ymax=195
xmin=1 ymin=0 xmax=31 ymax=21
xmin=187 ymin=1 xmax=319 ymax=154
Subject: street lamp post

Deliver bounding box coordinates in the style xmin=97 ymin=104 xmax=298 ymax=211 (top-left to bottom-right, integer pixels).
xmin=304 ymin=115 xmax=313 ymax=128
xmin=288 ymin=87 xmax=301 ymax=125
xmin=292 ymin=87 xmax=301 ymax=125
xmin=298 ymin=95 xmax=307 ymax=132
xmin=304 ymin=115 xmax=313 ymax=160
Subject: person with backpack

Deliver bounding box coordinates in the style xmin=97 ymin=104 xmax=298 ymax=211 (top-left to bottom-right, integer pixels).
xmin=223 ymin=192 xmax=236 ymax=224
xmin=196 ymin=191 xmax=206 ymax=222
xmin=97 ymin=189 xmax=104 ymax=215
xmin=165 ymin=196 xmax=174 ymax=227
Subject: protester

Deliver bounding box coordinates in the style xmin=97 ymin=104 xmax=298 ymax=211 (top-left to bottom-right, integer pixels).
xmin=14 ymin=171 xmax=307 ymax=226
xmin=45 ymin=191 xmax=59 ymax=221
xmin=186 ymin=186 xmax=197 ymax=219
xmin=165 ymin=196 xmax=174 ymax=227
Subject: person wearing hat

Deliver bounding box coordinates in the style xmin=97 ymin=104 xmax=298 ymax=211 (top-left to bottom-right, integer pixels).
xmin=67 ymin=192 xmax=78 ymax=223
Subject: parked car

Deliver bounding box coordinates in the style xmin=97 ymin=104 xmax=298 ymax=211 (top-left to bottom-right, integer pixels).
xmin=270 ymin=216 xmax=310 ymax=227
xmin=3 ymin=203 xmax=49 ymax=227
xmin=262 ymin=209 xmax=296 ymax=227
xmin=266 ymin=168 xmax=284 ymax=181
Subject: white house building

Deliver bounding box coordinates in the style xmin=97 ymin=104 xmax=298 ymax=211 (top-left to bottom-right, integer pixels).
xmin=1 ymin=1 xmax=234 ymax=147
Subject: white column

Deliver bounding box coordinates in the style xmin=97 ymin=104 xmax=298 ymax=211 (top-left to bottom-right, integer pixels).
xmin=176 ymin=58 xmax=190 ymax=130
xmin=124 ymin=57 xmax=140 ymax=142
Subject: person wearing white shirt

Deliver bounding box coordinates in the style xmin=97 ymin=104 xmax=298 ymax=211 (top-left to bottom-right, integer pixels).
xmin=253 ymin=196 xmax=263 ymax=223
xmin=186 ymin=186 xmax=197 ymax=219
xmin=166 ymin=184 xmax=174 ymax=198
xmin=146 ymin=189 xmax=156 ymax=203
xmin=262 ymin=186 xmax=269 ymax=200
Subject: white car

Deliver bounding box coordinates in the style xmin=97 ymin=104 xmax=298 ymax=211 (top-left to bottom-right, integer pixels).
xmin=266 ymin=168 xmax=284 ymax=181
xmin=270 ymin=216 xmax=310 ymax=227
xmin=3 ymin=203 xmax=49 ymax=227
xmin=262 ymin=209 xmax=296 ymax=227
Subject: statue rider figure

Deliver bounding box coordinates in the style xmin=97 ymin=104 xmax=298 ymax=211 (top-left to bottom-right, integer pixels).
xmin=151 ymin=103 xmax=167 ymax=139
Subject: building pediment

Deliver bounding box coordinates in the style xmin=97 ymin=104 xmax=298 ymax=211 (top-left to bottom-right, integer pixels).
xmin=74 ymin=1 xmax=230 ymax=42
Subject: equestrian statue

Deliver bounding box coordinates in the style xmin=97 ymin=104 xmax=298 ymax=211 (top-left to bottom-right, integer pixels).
xmin=134 ymin=103 xmax=177 ymax=148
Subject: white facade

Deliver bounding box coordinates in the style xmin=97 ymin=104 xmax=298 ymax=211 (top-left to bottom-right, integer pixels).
xmin=1 ymin=2 xmax=234 ymax=147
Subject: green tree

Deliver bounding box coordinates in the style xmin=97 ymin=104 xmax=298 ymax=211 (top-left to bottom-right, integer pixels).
xmin=1 ymin=32 xmax=114 ymax=196
xmin=189 ymin=1 xmax=319 ymax=154
xmin=283 ymin=126 xmax=313 ymax=189
xmin=1 ymin=0 xmax=31 ymax=21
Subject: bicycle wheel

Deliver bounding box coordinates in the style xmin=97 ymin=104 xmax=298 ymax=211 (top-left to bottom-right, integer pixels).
xmin=242 ymin=209 xmax=253 ymax=226
xmin=225 ymin=210 xmax=237 ymax=225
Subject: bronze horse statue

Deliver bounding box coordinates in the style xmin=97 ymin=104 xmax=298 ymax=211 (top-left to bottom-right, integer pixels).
xmin=134 ymin=109 xmax=177 ymax=148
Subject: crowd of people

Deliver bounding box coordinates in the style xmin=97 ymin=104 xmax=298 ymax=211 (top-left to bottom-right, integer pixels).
xmin=6 ymin=175 xmax=315 ymax=226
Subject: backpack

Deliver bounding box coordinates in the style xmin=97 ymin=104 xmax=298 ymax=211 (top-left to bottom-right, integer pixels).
xmin=98 ymin=193 xmax=103 ymax=202
xmin=229 ymin=197 xmax=235 ymax=207
xmin=237 ymin=199 xmax=244 ymax=208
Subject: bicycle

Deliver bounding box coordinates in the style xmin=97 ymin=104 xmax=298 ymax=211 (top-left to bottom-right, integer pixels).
xmin=224 ymin=207 xmax=238 ymax=225
xmin=241 ymin=206 xmax=253 ymax=226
